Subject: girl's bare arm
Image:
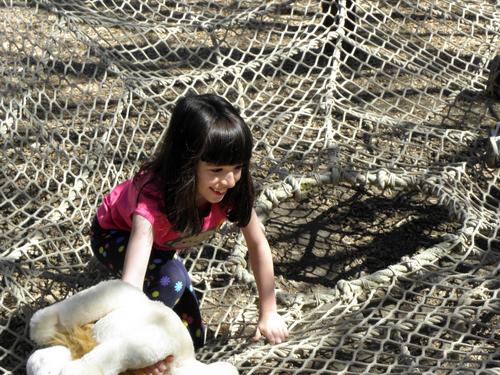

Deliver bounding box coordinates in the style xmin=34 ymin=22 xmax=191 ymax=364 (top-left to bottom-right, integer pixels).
xmin=241 ymin=209 xmax=288 ymax=344
xmin=122 ymin=214 xmax=154 ymax=289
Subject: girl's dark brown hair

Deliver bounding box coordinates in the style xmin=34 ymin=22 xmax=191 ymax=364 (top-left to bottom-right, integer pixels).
xmin=136 ymin=93 xmax=255 ymax=235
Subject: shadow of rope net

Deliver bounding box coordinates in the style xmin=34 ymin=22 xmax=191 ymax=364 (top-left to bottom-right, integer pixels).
xmin=1 ymin=1 xmax=499 ymax=374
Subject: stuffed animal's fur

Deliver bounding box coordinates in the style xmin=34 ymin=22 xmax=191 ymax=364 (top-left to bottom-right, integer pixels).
xmin=47 ymin=325 xmax=147 ymax=375
xmin=51 ymin=324 xmax=97 ymax=361
xmin=27 ymin=280 xmax=238 ymax=375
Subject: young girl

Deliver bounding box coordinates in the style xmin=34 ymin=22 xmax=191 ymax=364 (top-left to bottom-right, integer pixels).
xmin=90 ymin=93 xmax=288 ymax=373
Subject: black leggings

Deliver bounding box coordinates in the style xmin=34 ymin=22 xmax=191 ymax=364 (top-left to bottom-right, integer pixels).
xmin=90 ymin=218 xmax=205 ymax=348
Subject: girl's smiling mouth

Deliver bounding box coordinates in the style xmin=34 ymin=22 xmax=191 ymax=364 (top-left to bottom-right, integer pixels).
xmin=211 ymin=188 xmax=226 ymax=196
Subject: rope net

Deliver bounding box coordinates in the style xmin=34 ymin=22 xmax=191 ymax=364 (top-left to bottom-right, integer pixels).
xmin=1 ymin=0 xmax=499 ymax=373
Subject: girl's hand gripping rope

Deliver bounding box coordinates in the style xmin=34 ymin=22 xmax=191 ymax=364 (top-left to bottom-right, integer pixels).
xmin=253 ymin=311 xmax=289 ymax=344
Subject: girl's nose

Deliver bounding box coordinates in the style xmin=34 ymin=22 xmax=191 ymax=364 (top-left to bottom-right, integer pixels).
xmin=222 ymin=172 xmax=236 ymax=188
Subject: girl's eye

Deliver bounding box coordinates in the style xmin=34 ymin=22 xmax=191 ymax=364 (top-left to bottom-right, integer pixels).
xmin=209 ymin=165 xmax=243 ymax=173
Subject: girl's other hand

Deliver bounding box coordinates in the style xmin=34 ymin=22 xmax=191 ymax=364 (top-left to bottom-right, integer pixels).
xmin=253 ymin=311 xmax=289 ymax=344
xmin=143 ymin=355 xmax=174 ymax=375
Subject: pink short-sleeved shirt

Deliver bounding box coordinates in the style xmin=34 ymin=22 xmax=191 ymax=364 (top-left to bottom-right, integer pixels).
xmin=96 ymin=175 xmax=228 ymax=251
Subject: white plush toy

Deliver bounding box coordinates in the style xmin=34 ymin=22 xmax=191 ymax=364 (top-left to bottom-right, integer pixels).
xmin=27 ymin=279 xmax=238 ymax=375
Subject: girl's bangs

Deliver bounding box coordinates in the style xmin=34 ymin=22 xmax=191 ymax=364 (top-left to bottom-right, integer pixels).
xmin=201 ymin=121 xmax=252 ymax=165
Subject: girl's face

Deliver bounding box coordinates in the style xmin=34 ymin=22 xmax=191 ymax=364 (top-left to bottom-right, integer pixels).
xmin=196 ymin=161 xmax=243 ymax=206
